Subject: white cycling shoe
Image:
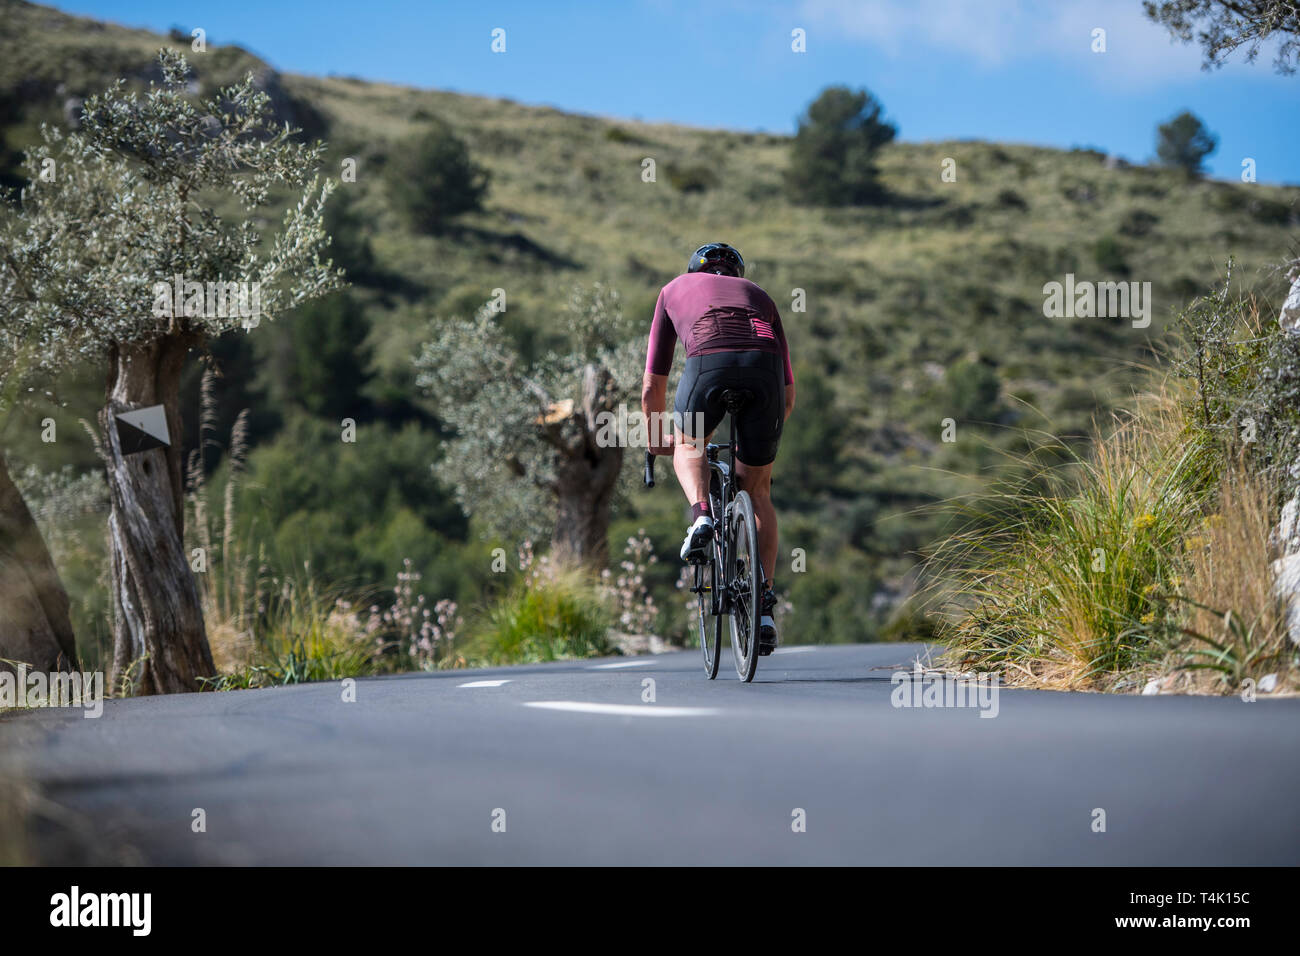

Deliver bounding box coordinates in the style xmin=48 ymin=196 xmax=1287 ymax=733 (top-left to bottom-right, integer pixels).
xmin=679 ymin=515 xmax=715 ymax=562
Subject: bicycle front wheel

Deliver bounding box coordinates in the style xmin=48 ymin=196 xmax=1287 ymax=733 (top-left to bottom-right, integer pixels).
xmin=727 ymin=490 xmax=761 ymax=683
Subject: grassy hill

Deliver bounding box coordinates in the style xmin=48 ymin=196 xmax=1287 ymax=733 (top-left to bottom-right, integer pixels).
xmin=2 ymin=0 xmax=1298 ymax=668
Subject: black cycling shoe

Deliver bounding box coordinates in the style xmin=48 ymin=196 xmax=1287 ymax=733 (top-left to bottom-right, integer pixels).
xmin=758 ymin=586 xmax=778 ymax=655
xmin=679 ymin=515 xmax=714 ymax=563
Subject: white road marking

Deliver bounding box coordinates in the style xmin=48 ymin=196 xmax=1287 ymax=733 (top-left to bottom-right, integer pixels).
xmin=588 ymin=660 xmax=656 ymax=669
xmin=458 ymin=679 xmax=512 ymax=688
xmin=524 ymin=701 xmax=720 ymax=717
xmin=772 ymin=647 xmax=815 ymax=655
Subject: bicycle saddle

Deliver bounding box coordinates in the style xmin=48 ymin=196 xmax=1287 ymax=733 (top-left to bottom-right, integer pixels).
xmin=718 ymin=388 xmax=755 ymax=411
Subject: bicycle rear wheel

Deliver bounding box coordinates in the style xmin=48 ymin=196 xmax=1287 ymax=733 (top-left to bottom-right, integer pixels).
xmin=695 ymin=560 xmax=721 ymax=679
xmin=727 ymin=490 xmax=761 ymax=682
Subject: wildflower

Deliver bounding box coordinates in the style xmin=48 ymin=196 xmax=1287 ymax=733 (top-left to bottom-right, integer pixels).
xmin=1134 ymin=513 xmax=1157 ymax=530
xmin=1140 ymin=612 xmax=1156 ymax=625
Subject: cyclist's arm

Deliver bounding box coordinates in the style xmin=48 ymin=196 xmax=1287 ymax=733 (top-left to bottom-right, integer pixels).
xmin=643 ymin=289 xmax=677 ymax=454
xmin=772 ymin=306 xmax=795 ymax=420
xmin=641 ymin=372 xmax=673 ymax=454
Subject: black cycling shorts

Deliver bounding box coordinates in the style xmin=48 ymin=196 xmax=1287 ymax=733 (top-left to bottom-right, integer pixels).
xmin=674 ymin=350 xmax=785 ymax=466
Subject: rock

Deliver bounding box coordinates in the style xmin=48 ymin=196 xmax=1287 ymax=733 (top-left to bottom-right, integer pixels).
xmin=1259 ymin=673 xmax=1278 ymax=693
xmin=1268 ymin=269 xmax=1300 ymax=644
xmin=1272 ymin=483 xmax=1300 ymax=646
xmin=1274 ymin=552 xmax=1300 ymax=645
xmin=1141 ymin=679 xmax=1161 ymax=695
xmin=609 ymin=631 xmax=670 ymax=655
xmin=1281 ymin=275 xmax=1300 ymax=334
xmin=62 ymin=96 xmax=83 ymax=130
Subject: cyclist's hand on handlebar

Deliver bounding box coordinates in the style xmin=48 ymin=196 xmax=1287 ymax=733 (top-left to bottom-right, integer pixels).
xmin=649 ymin=434 xmax=675 ymax=457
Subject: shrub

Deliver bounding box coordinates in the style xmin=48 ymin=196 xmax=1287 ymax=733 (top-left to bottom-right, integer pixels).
xmin=1248 ymin=196 xmax=1292 ymax=225
xmin=929 ymin=272 xmax=1300 ymax=694
xmin=665 ymin=162 xmax=717 ymax=193
xmin=932 ymin=392 xmax=1218 ymax=687
xmin=604 ymin=126 xmax=646 ymax=145
xmin=1092 ymin=235 xmax=1129 ymax=275
xmin=1155 ymin=110 xmax=1217 ymax=178
xmin=1160 ymin=464 xmax=1292 ymax=691
xmin=944 ymin=357 xmax=1004 ymax=424
xmin=1173 ymin=267 xmax=1300 ymax=484
xmin=785 ymin=85 xmax=896 ymax=206
xmin=1119 ymin=208 xmax=1159 ymax=237
xmin=466 ymin=568 xmax=615 ymax=664
xmin=385 ymin=121 xmax=489 ymax=234
xmin=995 ymin=189 xmax=1028 ymax=210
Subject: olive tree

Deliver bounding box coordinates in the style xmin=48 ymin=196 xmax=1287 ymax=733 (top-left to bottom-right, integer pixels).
xmin=0 ymin=50 xmax=343 ymax=693
xmin=1143 ymin=0 xmax=1300 ymax=73
xmin=415 ymin=284 xmax=641 ymax=569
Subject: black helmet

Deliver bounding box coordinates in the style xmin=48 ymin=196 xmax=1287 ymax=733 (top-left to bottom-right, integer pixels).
xmin=687 ymin=242 xmax=744 ymax=278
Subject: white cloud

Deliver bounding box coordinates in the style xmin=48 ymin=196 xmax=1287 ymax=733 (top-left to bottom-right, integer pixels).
xmin=795 ymin=0 xmax=1258 ymax=83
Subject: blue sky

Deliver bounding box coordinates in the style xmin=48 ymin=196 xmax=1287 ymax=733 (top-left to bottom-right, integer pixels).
xmin=56 ymin=0 xmax=1300 ymax=183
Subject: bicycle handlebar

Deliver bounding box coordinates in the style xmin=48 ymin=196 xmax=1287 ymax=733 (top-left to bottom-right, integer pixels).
xmin=643 ymin=450 xmax=655 ymax=488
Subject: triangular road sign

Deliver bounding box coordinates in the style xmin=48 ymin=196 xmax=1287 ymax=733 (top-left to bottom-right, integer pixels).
xmin=114 ymin=404 xmax=171 ymax=455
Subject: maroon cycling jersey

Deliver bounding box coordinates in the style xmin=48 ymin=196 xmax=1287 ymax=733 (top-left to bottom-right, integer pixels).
xmin=645 ymin=273 xmax=794 ymax=386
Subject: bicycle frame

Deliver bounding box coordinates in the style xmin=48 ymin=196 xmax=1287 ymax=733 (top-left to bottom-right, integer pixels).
xmin=644 ymin=411 xmax=742 ymax=617
xmin=704 ymin=433 xmax=737 ymax=616
xmin=643 ymin=393 xmax=763 ymax=681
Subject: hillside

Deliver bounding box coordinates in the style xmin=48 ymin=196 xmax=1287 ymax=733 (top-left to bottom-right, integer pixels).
xmin=2 ymin=0 xmax=1298 ymax=665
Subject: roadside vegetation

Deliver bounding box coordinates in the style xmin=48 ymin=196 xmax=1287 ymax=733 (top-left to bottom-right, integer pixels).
xmin=930 ymin=268 xmax=1300 ymax=694
xmin=2 ymin=1 xmax=1298 ymax=689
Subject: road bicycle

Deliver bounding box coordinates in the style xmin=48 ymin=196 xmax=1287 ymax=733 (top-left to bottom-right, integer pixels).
xmin=644 ymin=389 xmax=763 ymax=682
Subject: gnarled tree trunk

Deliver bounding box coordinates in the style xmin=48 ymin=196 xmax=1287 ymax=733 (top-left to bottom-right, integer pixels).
xmin=0 ymin=451 xmax=78 ymax=674
xmin=100 ymin=333 xmax=214 ymax=694
xmin=548 ymin=364 xmax=622 ymax=569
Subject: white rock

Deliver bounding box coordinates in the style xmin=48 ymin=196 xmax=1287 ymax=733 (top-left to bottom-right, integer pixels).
xmin=1141 ymin=679 xmax=1161 ymax=696
xmin=1259 ymin=673 xmax=1279 ymax=693
xmin=1281 ymin=276 xmax=1300 ymax=334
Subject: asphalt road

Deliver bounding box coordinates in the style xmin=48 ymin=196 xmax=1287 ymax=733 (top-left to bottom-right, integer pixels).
xmin=4 ymin=643 xmax=1298 ymax=865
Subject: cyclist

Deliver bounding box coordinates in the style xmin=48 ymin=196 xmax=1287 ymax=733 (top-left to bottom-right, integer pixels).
xmin=642 ymin=242 xmax=795 ymax=653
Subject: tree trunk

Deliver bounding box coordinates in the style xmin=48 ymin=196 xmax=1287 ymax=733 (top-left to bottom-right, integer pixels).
xmin=100 ymin=334 xmax=214 ymax=694
xmin=549 ymin=365 xmax=623 ymax=569
xmin=552 ymin=454 xmax=621 ymax=568
xmin=0 ymin=451 xmax=78 ymax=674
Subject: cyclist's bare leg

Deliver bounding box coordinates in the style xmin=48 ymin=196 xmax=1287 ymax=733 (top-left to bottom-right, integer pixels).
xmin=734 ymin=459 xmax=776 ymax=585
xmin=673 ymin=426 xmax=713 ymax=506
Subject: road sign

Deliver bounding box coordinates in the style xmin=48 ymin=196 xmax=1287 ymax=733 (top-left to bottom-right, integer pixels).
xmin=114 ymin=404 xmax=171 ymax=455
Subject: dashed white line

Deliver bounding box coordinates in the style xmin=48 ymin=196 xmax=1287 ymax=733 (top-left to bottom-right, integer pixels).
xmin=772 ymin=647 xmax=816 ymax=655
xmin=588 ymin=660 xmax=656 ymax=669
xmin=458 ymin=679 xmax=512 ymax=688
xmin=524 ymin=701 xmax=720 ymax=717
